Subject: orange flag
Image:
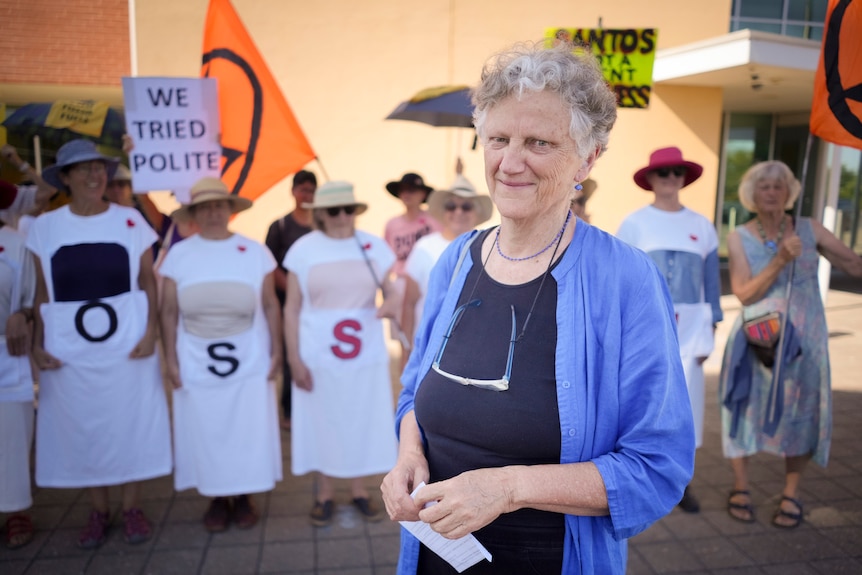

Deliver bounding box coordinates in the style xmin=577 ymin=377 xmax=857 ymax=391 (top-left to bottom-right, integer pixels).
xmin=201 ymin=0 xmax=316 ymax=199
xmin=810 ymin=0 xmax=862 ymax=150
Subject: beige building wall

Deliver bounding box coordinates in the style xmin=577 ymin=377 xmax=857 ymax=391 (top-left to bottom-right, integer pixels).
xmin=135 ymin=0 xmax=732 ymax=242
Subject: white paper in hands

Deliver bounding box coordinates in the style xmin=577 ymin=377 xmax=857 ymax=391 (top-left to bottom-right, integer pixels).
xmin=399 ymin=482 xmax=492 ymax=573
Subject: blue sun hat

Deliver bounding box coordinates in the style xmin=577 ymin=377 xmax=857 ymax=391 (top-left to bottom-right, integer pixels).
xmin=41 ymin=139 xmax=120 ymax=190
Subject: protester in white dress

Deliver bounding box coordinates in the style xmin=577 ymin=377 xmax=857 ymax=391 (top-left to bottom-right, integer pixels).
xmin=284 ymin=181 xmax=399 ymax=527
xmin=401 ymin=175 xmax=493 ymax=368
xmin=0 ymin=219 xmax=36 ymax=550
xmin=27 ymin=140 xmax=172 ymax=549
xmin=160 ymin=177 xmax=283 ymax=533
xmin=616 ymin=146 xmax=723 ymax=514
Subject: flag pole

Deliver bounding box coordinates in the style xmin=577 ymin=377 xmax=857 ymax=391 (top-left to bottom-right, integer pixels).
xmin=765 ymin=132 xmax=813 ymax=434
xmin=313 ymin=157 xmax=330 ymax=183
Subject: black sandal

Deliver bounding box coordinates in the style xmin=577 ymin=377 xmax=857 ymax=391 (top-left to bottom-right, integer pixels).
xmin=772 ymin=495 xmax=803 ymax=529
xmin=727 ymin=489 xmax=756 ymax=523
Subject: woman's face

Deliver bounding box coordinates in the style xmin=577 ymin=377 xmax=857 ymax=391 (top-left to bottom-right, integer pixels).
xmin=443 ymin=196 xmax=479 ymax=237
xmin=397 ymin=186 xmax=426 ymax=210
xmin=752 ymin=177 xmax=788 ymax=215
xmin=482 ymin=90 xmax=593 ymax=222
xmin=646 ymin=166 xmax=686 ymax=198
xmin=193 ymin=199 xmax=232 ymax=232
xmin=60 ymin=160 xmax=108 ymax=200
xmin=105 ymin=179 xmax=133 ymax=206
xmin=319 ymin=206 xmax=356 ymax=236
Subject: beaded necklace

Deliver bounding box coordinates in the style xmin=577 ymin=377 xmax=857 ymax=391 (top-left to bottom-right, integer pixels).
xmin=495 ymin=210 xmax=572 ymax=262
xmin=756 ymin=215 xmax=786 ymax=253
xmin=458 ymin=214 xmax=568 ymax=343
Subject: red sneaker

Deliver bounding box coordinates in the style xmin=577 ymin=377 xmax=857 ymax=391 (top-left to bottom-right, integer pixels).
xmin=78 ymin=510 xmax=110 ymax=549
xmin=122 ymin=508 xmax=152 ymax=544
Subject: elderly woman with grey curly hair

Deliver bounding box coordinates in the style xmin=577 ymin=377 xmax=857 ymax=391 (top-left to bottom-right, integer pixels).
xmin=720 ymin=161 xmax=862 ymax=530
xmin=381 ymin=42 xmax=695 ymax=575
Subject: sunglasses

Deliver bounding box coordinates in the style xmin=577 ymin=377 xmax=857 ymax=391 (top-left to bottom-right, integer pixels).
xmin=655 ymin=166 xmax=687 ymax=178
xmin=444 ymin=201 xmax=474 ymax=213
xmin=325 ymin=205 xmax=357 ymax=217
xmin=432 ymin=299 xmax=514 ymax=392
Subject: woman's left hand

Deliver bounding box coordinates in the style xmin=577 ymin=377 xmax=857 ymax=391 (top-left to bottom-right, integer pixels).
xmin=129 ymin=329 xmax=157 ymax=359
xmin=413 ymin=467 xmax=514 ymax=540
xmin=377 ymin=296 xmax=399 ymax=320
xmin=5 ymin=311 xmax=29 ymax=356
xmin=268 ymin=352 xmax=282 ymax=381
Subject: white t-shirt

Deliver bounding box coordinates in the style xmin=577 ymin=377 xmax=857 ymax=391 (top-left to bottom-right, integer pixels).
xmin=403 ymin=232 xmax=451 ymax=328
xmin=160 ymin=233 xmax=276 ymax=335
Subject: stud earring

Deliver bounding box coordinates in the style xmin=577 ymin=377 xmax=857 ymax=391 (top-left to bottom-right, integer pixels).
xmin=574 ymin=182 xmax=583 ymax=192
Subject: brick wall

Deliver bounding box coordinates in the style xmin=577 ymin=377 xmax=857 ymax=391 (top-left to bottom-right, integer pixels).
xmin=0 ymin=0 xmax=130 ymax=86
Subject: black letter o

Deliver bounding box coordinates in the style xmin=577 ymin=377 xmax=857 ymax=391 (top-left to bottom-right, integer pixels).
xmin=74 ymin=302 xmax=119 ymax=342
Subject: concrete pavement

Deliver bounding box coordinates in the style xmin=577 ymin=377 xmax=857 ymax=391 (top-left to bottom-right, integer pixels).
xmin=1 ymin=289 xmax=861 ymax=574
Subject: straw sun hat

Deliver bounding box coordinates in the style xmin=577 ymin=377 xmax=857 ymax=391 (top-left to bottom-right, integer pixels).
xmin=302 ymin=180 xmax=368 ymax=215
xmin=170 ymin=177 xmax=252 ymax=220
xmin=426 ymin=175 xmax=493 ymax=226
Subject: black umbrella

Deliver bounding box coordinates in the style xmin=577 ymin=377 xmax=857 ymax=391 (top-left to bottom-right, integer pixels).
xmin=385 ymin=85 xmax=474 ymax=128
xmin=2 ymin=101 xmax=126 ymax=153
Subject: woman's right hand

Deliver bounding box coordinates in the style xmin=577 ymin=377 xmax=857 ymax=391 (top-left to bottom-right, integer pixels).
xmin=33 ymin=346 xmax=62 ymax=370
xmin=381 ymin=450 xmax=430 ymax=522
xmin=290 ymin=360 xmax=313 ymax=391
xmin=166 ymin=361 xmax=182 ymax=389
xmin=778 ymin=234 xmax=803 ymax=264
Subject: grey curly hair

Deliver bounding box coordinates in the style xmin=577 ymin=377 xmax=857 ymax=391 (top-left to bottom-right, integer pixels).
xmin=472 ymin=42 xmax=617 ymax=159
xmin=737 ymin=161 xmax=801 ymax=213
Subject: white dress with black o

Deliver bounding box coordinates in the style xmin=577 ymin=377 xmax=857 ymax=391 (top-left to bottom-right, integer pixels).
xmin=160 ymin=233 xmax=283 ymax=496
xmin=25 ymin=204 xmax=172 ymax=487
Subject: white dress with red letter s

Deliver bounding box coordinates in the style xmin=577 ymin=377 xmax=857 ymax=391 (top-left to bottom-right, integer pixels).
xmin=284 ymin=230 xmax=398 ymax=478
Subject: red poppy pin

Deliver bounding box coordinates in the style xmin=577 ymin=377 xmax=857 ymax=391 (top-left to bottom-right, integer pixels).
xmin=126 ymin=218 xmax=135 ymax=228
xmin=363 ymin=243 xmax=372 ymax=250
xmin=689 ymin=234 xmax=698 ymax=242
xmin=238 ymin=245 xmax=247 ymax=252
xmin=0 ymin=246 xmax=4 ymax=253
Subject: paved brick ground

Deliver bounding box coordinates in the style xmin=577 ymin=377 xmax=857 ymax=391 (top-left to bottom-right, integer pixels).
xmin=2 ymin=290 xmax=860 ymax=574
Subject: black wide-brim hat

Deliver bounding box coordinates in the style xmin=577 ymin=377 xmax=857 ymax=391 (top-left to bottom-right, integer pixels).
xmin=385 ymin=172 xmax=433 ymax=202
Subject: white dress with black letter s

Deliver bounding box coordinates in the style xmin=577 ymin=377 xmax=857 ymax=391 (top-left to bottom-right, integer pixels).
xmin=285 ymin=230 xmax=398 ymax=478
xmin=26 ymin=204 xmax=172 ymax=487
xmin=160 ymin=234 xmax=282 ymax=496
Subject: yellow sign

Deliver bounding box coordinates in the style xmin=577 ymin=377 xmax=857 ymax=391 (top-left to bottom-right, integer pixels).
xmin=45 ymin=100 xmax=110 ymax=137
xmin=545 ymin=28 xmax=659 ymax=109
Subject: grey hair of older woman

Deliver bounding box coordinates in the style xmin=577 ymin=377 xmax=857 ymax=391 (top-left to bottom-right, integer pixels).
xmin=738 ymin=161 xmax=801 ymax=213
xmin=472 ymin=42 xmax=618 ymax=159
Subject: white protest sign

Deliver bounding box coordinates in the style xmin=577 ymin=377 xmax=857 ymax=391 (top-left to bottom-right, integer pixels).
xmin=122 ymin=77 xmax=221 ymax=202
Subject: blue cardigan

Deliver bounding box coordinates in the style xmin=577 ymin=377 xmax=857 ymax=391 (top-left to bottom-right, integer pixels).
xmin=395 ymin=221 xmax=695 ymax=574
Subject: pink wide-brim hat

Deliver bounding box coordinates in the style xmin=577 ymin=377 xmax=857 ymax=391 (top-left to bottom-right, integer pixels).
xmin=633 ymin=146 xmax=703 ymax=191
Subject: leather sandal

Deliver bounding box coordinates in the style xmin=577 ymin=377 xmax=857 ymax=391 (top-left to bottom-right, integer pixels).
xmin=352 ymin=497 xmax=383 ymax=522
xmin=310 ymin=500 xmax=334 ymax=527
xmin=203 ymin=497 xmax=231 ymax=533
xmin=727 ymin=489 xmax=756 ymax=523
xmin=772 ymin=495 xmax=803 ymax=529
xmin=232 ymin=495 xmax=259 ymax=530
xmin=5 ymin=513 xmax=34 ymax=549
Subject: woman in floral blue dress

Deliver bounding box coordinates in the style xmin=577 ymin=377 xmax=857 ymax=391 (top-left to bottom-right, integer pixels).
xmin=720 ymin=161 xmax=862 ymax=528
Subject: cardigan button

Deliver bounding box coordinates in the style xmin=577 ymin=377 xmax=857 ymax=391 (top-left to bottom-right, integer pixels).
xmin=568 ymin=429 xmax=576 ymax=437
xmin=561 ymin=381 xmax=570 ymax=389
